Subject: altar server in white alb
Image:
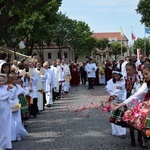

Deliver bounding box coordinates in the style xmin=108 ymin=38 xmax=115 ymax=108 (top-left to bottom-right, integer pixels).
xmin=0 ymin=73 xmax=16 ymax=150
xmin=51 ymin=59 xmax=63 ymax=99
xmin=8 ymin=73 xmax=28 ymax=142
xmin=105 ymin=69 xmax=127 ymax=138
xmin=35 ymin=61 xmax=48 ymax=111
xmin=43 ymin=61 xmax=57 ymax=107
xmin=85 ymin=58 xmax=97 ymax=89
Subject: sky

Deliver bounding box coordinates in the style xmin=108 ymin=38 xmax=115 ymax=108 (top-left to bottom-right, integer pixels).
xmin=59 ymin=0 xmax=145 ymax=44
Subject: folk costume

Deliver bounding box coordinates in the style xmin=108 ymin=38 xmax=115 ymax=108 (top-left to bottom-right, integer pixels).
xmin=0 ymin=84 xmax=16 ymax=149
xmin=106 ymin=75 xmax=127 ymax=136
xmin=124 ymin=73 xmax=143 ymax=146
xmin=135 ymin=59 xmax=144 ymax=80
xmin=122 ymin=82 xmax=149 ymax=146
xmin=125 ymin=74 xmax=142 ymax=108
xmin=18 ymin=92 xmax=29 ymax=123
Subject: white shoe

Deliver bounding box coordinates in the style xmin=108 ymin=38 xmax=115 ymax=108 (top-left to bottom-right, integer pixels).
xmin=17 ymin=136 xmax=22 ymax=141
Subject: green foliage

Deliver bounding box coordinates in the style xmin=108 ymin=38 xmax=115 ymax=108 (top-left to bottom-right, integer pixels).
xmin=136 ymin=0 xmax=150 ymax=27
xmin=110 ymin=41 xmax=127 ymax=57
xmin=133 ymin=37 xmax=150 ymax=56
xmin=0 ymin=0 xmax=62 ymax=42
xmin=96 ymin=38 xmax=110 ymax=50
xmin=66 ymin=19 xmax=93 ymax=59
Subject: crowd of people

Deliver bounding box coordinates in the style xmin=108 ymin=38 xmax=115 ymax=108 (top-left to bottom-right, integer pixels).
xmin=104 ymin=54 xmax=150 ymax=150
xmin=0 ymin=51 xmax=150 ymax=150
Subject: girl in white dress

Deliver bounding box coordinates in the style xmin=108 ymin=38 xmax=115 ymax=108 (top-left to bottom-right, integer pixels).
xmin=8 ymin=73 xmax=28 ymax=142
xmin=105 ymin=68 xmax=127 ymax=138
xmin=0 ymin=74 xmax=16 ymax=149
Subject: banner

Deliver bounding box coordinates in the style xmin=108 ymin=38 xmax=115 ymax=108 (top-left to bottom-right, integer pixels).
xmin=145 ymin=26 xmax=150 ymax=34
xmin=18 ymin=41 xmax=26 ymax=49
xmin=137 ymin=48 xmax=140 ymax=60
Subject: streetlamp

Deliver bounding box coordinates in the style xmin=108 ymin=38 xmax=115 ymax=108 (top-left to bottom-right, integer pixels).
xmin=11 ymin=35 xmax=16 ymax=60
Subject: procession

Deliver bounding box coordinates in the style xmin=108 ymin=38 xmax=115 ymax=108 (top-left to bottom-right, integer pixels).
xmin=0 ymin=50 xmax=150 ymax=150
xmin=1 ymin=0 xmax=150 ymax=150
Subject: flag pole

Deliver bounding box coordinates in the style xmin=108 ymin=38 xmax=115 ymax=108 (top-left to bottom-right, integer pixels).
xmin=120 ymin=26 xmax=123 ymax=59
xmin=121 ymin=34 xmax=122 ymax=57
xmin=144 ymin=28 xmax=146 ymax=55
xmin=131 ymin=27 xmax=133 ymax=54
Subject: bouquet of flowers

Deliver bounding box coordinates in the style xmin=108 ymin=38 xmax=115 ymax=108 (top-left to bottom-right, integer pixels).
xmin=122 ymin=100 xmax=150 ymax=130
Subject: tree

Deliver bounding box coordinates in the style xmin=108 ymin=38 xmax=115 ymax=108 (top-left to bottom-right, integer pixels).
xmin=133 ymin=37 xmax=150 ymax=56
xmin=110 ymin=42 xmax=127 ymax=59
xmin=53 ymin=13 xmax=71 ymax=60
xmin=0 ymin=0 xmax=62 ymax=58
xmin=0 ymin=0 xmax=62 ymax=40
xmin=96 ymin=38 xmax=110 ymax=50
xmin=136 ymin=0 xmax=150 ymax=27
xmin=67 ymin=20 xmax=92 ymax=62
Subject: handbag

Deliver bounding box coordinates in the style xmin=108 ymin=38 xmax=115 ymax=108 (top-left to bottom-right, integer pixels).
xmin=12 ymin=104 xmax=21 ymax=112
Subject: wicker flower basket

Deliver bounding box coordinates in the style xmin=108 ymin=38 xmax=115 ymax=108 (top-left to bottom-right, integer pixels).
xmin=12 ymin=104 xmax=21 ymax=112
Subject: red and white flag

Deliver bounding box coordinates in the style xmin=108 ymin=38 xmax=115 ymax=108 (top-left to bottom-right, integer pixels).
xmin=131 ymin=32 xmax=136 ymax=41
xmin=131 ymin=27 xmax=136 ymax=41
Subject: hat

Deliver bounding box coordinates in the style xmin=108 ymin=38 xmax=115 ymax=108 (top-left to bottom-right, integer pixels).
xmin=112 ymin=71 xmax=122 ymax=75
xmin=0 ymin=73 xmax=6 ymax=77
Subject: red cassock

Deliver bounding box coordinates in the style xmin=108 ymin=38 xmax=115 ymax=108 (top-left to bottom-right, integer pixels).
xmin=69 ymin=64 xmax=80 ymax=86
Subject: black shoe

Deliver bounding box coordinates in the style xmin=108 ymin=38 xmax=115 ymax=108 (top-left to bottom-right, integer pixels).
xmin=137 ymin=138 xmax=143 ymax=147
xmin=142 ymin=145 xmax=148 ymax=150
xmin=45 ymin=104 xmax=51 ymax=107
xmin=131 ymin=141 xmax=136 ymax=146
xmin=24 ymin=122 xmax=28 ymax=127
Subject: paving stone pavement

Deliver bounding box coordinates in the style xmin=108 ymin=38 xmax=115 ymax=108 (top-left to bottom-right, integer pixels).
xmin=12 ymin=85 xmax=144 ymax=150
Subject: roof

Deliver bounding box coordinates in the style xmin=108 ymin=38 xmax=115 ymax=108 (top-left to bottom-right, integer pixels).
xmin=92 ymin=32 xmax=128 ymax=41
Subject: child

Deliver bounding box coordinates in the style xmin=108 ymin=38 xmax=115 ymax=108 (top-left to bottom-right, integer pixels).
xmin=0 ymin=73 xmax=16 ymax=149
xmin=8 ymin=72 xmax=28 ymax=142
xmin=105 ymin=68 xmax=127 ymax=138
xmin=124 ymin=62 xmax=143 ymax=146
xmin=113 ymin=63 xmax=150 ymax=150
xmin=17 ymin=76 xmax=29 ymax=127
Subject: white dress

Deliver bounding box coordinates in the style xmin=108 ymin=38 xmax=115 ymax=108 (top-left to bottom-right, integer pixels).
xmin=0 ymin=85 xmax=16 ymax=149
xmin=9 ymin=85 xmax=28 ymax=141
xmin=105 ymin=78 xmax=127 ymax=136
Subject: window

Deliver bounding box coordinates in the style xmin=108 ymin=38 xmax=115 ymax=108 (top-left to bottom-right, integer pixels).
xmin=48 ymin=53 xmax=51 ymax=59
xmin=64 ymin=52 xmax=68 ymax=58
